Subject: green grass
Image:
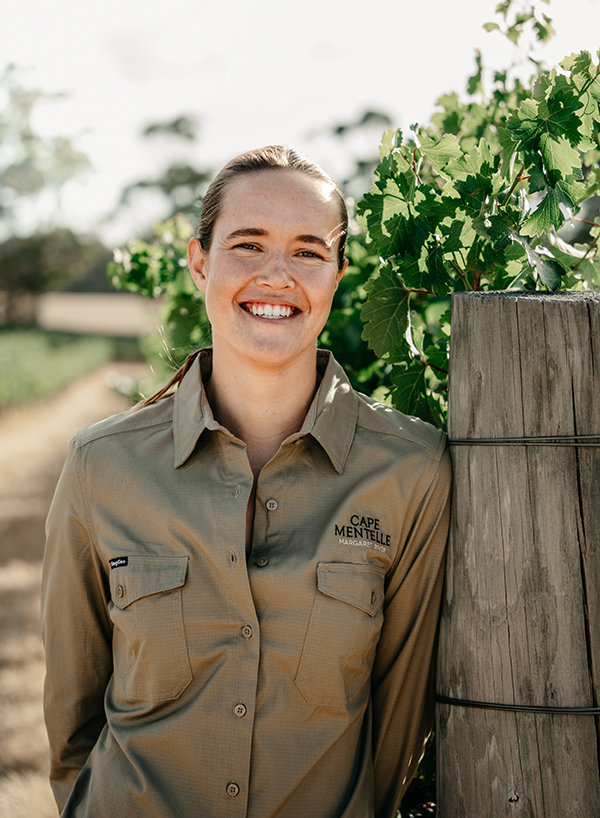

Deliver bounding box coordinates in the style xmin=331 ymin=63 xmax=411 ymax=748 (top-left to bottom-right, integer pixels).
xmin=0 ymin=329 xmax=143 ymax=410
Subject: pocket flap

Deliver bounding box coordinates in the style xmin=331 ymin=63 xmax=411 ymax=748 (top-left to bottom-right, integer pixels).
xmin=110 ymin=555 xmax=189 ymax=610
xmin=316 ymin=563 xmax=385 ymax=617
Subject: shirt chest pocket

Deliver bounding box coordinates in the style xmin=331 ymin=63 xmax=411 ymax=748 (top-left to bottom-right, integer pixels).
xmin=109 ymin=555 xmax=192 ymax=702
xmin=295 ymin=562 xmax=386 ymax=708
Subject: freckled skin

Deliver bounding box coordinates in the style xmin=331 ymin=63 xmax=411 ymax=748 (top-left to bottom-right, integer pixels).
xmin=187 ymin=169 xmax=347 ymax=373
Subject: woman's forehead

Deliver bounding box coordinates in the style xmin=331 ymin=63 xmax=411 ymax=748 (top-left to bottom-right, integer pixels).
xmin=217 ymin=168 xmax=339 ymax=230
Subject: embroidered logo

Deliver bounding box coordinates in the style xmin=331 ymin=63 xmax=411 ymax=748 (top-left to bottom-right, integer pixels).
xmin=109 ymin=557 xmax=128 ymax=569
xmin=334 ymin=515 xmax=390 ymax=552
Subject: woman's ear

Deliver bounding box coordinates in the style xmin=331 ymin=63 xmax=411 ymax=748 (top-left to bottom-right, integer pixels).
xmin=335 ymin=257 xmax=349 ymax=290
xmin=187 ymin=238 xmax=208 ymax=293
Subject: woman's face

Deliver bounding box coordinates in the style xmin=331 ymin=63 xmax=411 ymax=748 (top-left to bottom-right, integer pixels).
xmin=188 ymin=168 xmax=347 ymax=370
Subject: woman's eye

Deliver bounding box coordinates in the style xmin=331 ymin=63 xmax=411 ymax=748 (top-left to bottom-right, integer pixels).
xmin=297 ymin=250 xmax=322 ymax=259
xmin=234 ymin=242 xmax=260 ymax=251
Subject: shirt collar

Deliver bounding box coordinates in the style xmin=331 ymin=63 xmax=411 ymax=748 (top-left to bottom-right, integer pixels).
xmin=173 ymin=348 xmax=358 ymax=474
xmin=298 ymin=350 xmax=357 ymax=474
xmin=172 ymin=349 xmax=223 ymax=468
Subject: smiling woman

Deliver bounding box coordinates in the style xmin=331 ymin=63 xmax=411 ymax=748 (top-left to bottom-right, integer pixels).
xmin=41 ymin=145 xmax=452 ymax=818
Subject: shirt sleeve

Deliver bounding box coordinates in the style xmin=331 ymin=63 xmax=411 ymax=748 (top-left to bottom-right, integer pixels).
xmin=41 ymin=439 xmax=113 ymax=813
xmin=371 ymin=437 xmax=452 ymax=818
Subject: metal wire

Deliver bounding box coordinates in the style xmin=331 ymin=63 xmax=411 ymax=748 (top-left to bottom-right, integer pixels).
xmin=449 ymin=435 xmax=600 ymax=447
xmin=436 ymin=694 xmax=600 ymax=715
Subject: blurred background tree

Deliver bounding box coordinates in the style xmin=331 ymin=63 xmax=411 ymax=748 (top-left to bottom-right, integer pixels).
xmin=0 ymin=64 xmax=102 ymax=323
xmin=109 ymin=114 xmax=212 ymax=228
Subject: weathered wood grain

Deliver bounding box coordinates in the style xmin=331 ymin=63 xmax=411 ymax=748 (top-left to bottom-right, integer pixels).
xmin=437 ymin=292 xmax=600 ymax=817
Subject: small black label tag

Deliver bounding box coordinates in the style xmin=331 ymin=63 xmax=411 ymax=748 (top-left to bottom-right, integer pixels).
xmin=109 ymin=557 xmax=128 ymax=569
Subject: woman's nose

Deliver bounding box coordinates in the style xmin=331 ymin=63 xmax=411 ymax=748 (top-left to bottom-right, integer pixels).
xmin=255 ymin=252 xmax=295 ymax=288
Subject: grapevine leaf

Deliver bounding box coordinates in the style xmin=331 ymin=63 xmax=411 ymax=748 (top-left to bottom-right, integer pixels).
xmin=521 ymin=187 xmax=564 ymax=235
xmin=360 ymin=261 xmax=410 ymax=358
xmin=498 ymin=126 xmax=517 ymax=177
xmin=491 ymin=259 xmax=526 ymax=288
xmin=539 ymin=132 xmax=581 ymax=185
xmin=452 ymin=174 xmax=494 ymax=210
xmin=472 ymin=212 xmax=514 ymax=250
xmin=395 ymin=252 xmax=429 ymax=291
xmin=390 ymin=359 xmax=436 ymax=422
xmin=533 ymin=14 xmax=555 ymax=43
xmin=467 ymin=50 xmax=484 ymax=96
xmin=426 ymin=243 xmax=453 ymax=294
xmin=562 ymin=51 xmax=600 ymax=103
xmin=513 ymin=234 xmax=566 ymax=289
xmin=535 ymin=256 xmax=566 ymax=290
xmin=418 ymin=133 xmax=463 ymax=176
xmin=534 ymin=74 xmax=585 ymax=144
xmin=439 ymin=216 xmax=475 ymax=254
xmin=446 ymin=138 xmax=495 ymax=181
xmin=423 ymin=340 xmax=450 ymax=375
xmin=528 ymin=151 xmax=547 ymax=193
xmin=356 ymin=178 xmax=409 ymax=257
xmin=376 ymin=128 xmax=404 ymax=181
xmin=379 ymin=128 xmax=396 ymax=160
xmin=507 ymin=99 xmax=541 ymax=147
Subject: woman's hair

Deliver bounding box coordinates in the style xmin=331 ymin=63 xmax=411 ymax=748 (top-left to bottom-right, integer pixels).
xmin=138 ymin=145 xmax=347 ymax=407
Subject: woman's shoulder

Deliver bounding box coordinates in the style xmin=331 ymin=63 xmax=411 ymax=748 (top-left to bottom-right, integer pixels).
xmin=73 ymin=395 xmax=175 ymax=451
xmin=354 ymin=390 xmax=447 ymax=459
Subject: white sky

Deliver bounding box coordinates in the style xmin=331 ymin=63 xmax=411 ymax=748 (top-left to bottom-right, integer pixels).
xmin=2 ymin=0 xmax=600 ymax=245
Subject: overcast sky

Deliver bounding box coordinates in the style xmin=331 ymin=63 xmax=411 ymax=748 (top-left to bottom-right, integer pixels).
xmin=2 ymin=0 xmax=599 ymax=245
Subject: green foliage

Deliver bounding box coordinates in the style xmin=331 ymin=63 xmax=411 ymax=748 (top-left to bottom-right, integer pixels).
xmin=108 ymin=214 xmax=211 ymax=383
xmin=0 ymin=329 xmax=119 ymax=409
xmin=357 ymin=39 xmax=600 ymax=428
xmin=319 ymin=231 xmax=390 ymax=395
xmin=0 ymin=229 xmax=109 ymax=295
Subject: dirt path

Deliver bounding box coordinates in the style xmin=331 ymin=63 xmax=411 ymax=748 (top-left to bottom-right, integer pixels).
xmin=0 ymin=362 xmax=150 ymax=818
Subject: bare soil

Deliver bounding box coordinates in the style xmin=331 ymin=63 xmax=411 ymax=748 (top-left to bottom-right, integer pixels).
xmin=0 ymin=362 xmax=149 ymax=817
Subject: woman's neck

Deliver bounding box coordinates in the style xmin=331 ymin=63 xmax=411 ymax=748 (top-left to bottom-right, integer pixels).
xmin=205 ymin=347 xmax=318 ymax=477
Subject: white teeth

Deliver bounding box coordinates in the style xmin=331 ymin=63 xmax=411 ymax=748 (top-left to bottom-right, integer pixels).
xmin=249 ymin=304 xmax=293 ymax=319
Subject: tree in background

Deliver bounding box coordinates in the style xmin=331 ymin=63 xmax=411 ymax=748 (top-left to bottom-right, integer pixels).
xmin=0 ymin=64 xmax=89 ymax=237
xmin=111 ymin=114 xmax=213 ymax=228
xmin=0 ymin=64 xmax=96 ymax=323
xmin=0 ymin=229 xmax=111 ymax=325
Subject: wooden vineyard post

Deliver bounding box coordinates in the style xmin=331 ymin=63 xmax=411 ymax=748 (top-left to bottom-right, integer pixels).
xmin=436 ymin=291 xmax=600 ymax=817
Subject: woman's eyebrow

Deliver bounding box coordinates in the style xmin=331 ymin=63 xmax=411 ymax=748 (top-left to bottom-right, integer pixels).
xmin=225 ymin=227 xmax=332 ymax=251
xmin=226 ymin=227 xmax=268 ymax=240
xmin=295 ymin=234 xmax=332 ymax=250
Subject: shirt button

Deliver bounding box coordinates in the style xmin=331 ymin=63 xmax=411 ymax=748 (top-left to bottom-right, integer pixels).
xmin=241 ymin=624 xmax=253 ymax=639
xmin=256 ymin=556 xmax=269 ymax=567
xmin=265 ymin=498 xmax=278 ymax=511
xmin=371 ymin=591 xmax=377 ymax=605
xmin=234 ymin=702 xmax=247 ymax=717
xmin=226 ymin=782 xmax=240 ymax=797
xmin=116 ymin=585 xmax=124 ymax=598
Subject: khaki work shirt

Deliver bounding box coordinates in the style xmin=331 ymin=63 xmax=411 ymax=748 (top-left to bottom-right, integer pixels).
xmin=42 ymin=349 xmax=451 ymax=818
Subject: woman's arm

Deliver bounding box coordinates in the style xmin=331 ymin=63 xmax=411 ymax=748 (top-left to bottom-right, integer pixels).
xmin=41 ymin=440 xmax=113 ymax=813
xmin=371 ymin=442 xmax=452 ymax=818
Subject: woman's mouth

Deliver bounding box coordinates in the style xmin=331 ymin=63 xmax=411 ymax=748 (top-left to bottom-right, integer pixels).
xmin=242 ymin=303 xmax=298 ymax=319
